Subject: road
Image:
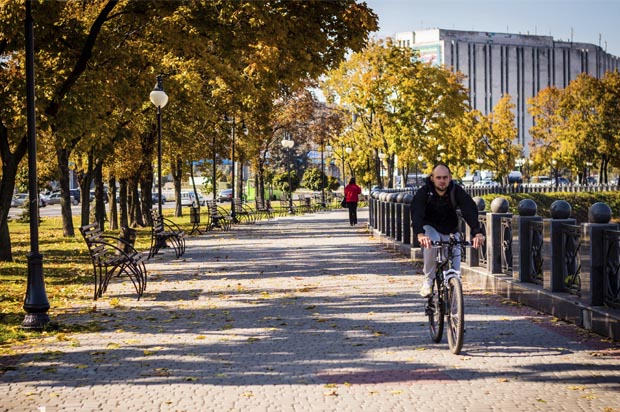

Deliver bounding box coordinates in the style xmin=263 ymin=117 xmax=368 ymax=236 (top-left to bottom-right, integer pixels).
xmin=8 ymin=201 xmax=179 ymax=219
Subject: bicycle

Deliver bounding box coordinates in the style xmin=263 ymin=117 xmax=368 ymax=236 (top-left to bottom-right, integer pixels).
xmin=424 ymin=234 xmax=470 ymax=354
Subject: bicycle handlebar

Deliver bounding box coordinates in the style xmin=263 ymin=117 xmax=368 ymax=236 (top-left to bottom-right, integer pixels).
xmin=430 ymin=239 xmax=471 ymax=247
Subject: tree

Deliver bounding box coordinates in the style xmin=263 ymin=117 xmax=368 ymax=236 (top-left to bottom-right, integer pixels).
xmin=475 ymin=95 xmax=521 ymax=184
xmin=322 ymin=38 xmax=470 ymax=189
xmin=528 ymin=86 xmax=563 ymax=178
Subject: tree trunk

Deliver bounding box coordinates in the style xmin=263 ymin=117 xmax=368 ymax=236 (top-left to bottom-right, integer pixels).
xmin=109 ymin=175 xmax=118 ymax=230
xmin=94 ymin=160 xmax=106 ymax=228
xmin=173 ymin=156 xmax=183 ymax=217
xmin=56 ymin=148 xmax=76 ymax=237
xmin=119 ymin=178 xmax=128 ymax=228
xmin=139 ymin=182 xmax=151 ymax=224
xmin=76 ymin=151 xmax=94 ymax=228
xmin=138 ymin=129 xmax=155 ymax=224
xmin=0 ymin=124 xmax=27 ymax=261
xmin=129 ymin=177 xmax=144 ymax=227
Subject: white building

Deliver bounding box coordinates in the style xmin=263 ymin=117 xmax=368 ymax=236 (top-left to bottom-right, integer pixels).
xmin=394 ymin=29 xmax=620 ymax=153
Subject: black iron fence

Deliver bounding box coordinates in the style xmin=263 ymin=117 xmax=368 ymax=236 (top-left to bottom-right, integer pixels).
xmin=368 ymin=189 xmax=620 ymax=310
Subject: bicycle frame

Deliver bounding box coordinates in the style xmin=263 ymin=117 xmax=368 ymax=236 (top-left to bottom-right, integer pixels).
xmin=425 ymin=234 xmax=468 ymax=354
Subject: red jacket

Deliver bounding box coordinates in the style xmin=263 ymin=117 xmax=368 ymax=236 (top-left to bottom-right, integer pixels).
xmin=344 ymin=184 xmax=362 ymax=203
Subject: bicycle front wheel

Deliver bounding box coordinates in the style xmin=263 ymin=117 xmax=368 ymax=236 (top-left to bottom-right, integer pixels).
xmin=427 ymin=277 xmax=444 ymax=343
xmin=446 ymin=277 xmax=465 ymax=354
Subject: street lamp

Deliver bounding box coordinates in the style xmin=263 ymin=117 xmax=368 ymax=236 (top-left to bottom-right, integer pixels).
xmin=22 ymin=0 xmax=50 ymax=330
xmin=224 ymin=115 xmax=248 ymax=222
xmin=150 ymin=75 xmax=168 ymax=216
xmin=281 ymin=132 xmax=295 ymax=214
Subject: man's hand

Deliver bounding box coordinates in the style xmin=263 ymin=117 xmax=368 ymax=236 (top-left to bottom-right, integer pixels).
xmin=472 ymin=233 xmax=485 ymax=249
xmin=417 ymin=234 xmax=432 ymax=249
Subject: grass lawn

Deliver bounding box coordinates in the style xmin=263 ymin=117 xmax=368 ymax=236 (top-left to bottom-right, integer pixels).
xmin=0 ymin=210 xmax=195 ymax=347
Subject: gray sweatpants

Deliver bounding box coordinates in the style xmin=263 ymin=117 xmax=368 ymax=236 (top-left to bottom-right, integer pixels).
xmin=422 ymin=225 xmax=461 ymax=279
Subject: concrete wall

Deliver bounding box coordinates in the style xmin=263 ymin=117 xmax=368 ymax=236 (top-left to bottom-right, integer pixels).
xmin=395 ymin=29 xmax=620 ymax=155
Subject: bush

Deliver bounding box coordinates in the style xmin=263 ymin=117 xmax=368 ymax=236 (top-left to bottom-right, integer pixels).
xmin=273 ymin=170 xmax=300 ymax=194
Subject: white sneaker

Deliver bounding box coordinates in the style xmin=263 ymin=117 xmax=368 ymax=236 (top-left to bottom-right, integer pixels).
xmin=420 ymin=278 xmax=434 ymax=298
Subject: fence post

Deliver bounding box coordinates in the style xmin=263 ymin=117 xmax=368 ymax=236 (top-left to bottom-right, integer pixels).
xmin=402 ymin=193 xmax=413 ymax=245
xmin=543 ymin=200 xmax=576 ymax=292
xmin=513 ymin=199 xmax=543 ymax=282
xmin=466 ymin=197 xmax=485 ymax=266
xmin=385 ymin=193 xmax=392 ymax=237
xmin=487 ymin=197 xmax=511 ymax=274
xmin=582 ymin=202 xmax=618 ymax=306
xmin=379 ymin=192 xmax=388 ymax=235
xmin=395 ymin=193 xmax=405 ymax=242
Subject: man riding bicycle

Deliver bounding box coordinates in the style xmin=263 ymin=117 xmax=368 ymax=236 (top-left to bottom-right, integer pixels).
xmin=411 ymin=163 xmax=485 ymax=297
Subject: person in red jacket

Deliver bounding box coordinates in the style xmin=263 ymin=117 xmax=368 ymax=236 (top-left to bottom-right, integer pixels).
xmin=344 ymin=177 xmax=362 ymax=226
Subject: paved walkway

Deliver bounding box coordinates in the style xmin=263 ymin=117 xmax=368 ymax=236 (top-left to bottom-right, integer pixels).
xmin=1 ymin=209 xmax=619 ymax=412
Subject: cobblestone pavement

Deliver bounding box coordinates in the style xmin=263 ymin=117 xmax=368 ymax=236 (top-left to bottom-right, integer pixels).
xmin=1 ymin=209 xmax=619 ymax=412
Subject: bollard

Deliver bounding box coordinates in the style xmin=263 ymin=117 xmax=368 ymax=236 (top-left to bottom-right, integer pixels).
xmin=581 ymin=202 xmax=618 ymax=306
xmin=486 ymin=197 xmax=511 ymax=274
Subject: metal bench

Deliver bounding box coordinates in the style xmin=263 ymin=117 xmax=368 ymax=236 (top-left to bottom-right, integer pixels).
xmin=233 ymin=199 xmax=259 ymax=223
xmin=206 ymin=200 xmax=233 ymax=231
xmin=149 ymin=210 xmax=186 ymax=259
xmin=254 ymin=198 xmax=275 ymax=220
xmin=79 ymin=222 xmax=147 ymax=300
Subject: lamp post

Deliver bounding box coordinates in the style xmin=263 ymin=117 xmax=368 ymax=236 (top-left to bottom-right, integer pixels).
xmin=551 ymin=159 xmax=558 ymax=186
xmin=212 ymin=133 xmax=217 ymax=200
xmin=281 ymin=132 xmax=295 ymax=214
xmin=22 ymin=0 xmax=50 ymax=330
xmin=150 ymin=75 xmax=168 ymax=216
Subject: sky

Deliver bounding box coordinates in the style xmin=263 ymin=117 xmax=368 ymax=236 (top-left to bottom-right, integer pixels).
xmin=364 ymin=0 xmax=620 ymax=57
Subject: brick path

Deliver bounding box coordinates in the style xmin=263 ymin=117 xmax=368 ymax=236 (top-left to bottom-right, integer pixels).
xmin=1 ymin=209 xmax=619 ymax=412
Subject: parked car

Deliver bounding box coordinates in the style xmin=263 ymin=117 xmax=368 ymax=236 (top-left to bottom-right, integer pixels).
xmin=473 ymin=179 xmax=500 ymax=187
xmin=69 ymin=188 xmax=81 ymax=204
xmin=47 ymin=192 xmax=79 ymax=205
xmin=217 ymin=189 xmax=233 ymax=202
xmin=90 ymin=189 xmax=109 ymax=203
xmin=11 ymin=193 xmax=47 ymax=208
xmin=529 ymin=176 xmax=553 ymax=186
xmin=39 ymin=193 xmax=49 ymax=207
xmin=11 ymin=193 xmax=29 ymax=207
xmin=152 ymin=193 xmax=167 ymax=203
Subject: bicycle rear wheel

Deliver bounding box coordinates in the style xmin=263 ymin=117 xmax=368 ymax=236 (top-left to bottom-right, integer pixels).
xmin=427 ymin=277 xmax=444 ymax=343
xmin=446 ymin=277 xmax=465 ymax=354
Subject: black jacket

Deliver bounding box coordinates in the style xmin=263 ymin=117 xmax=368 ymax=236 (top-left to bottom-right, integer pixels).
xmin=410 ymin=177 xmax=482 ymax=238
